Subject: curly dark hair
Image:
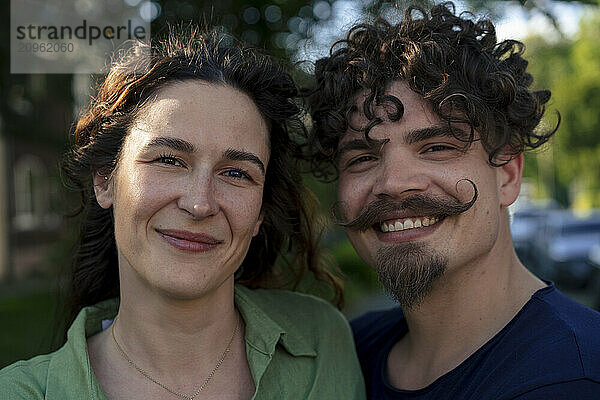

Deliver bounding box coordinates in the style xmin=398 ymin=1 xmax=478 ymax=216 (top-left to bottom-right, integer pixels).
xmin=61 ymin=26 xmax=343 ymax=331
xmin=306 ymin=2 xmax=558 ymax=179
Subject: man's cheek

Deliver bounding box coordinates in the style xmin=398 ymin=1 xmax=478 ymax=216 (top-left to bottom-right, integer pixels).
xmin=347 ymin=230 xmax=376 ymax=266
xmin=338 ymin=181 xmax=366 ymax=208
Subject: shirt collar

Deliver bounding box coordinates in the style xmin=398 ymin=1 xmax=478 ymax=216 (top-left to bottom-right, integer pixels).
xmin=235 ymin=285 xmax=317 ymax=358
xmin=46 ymin=299 xmax=118 ymax=399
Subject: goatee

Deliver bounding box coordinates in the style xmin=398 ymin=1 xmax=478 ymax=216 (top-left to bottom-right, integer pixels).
xmin=375 ymin=242 xmax=447 ymax=309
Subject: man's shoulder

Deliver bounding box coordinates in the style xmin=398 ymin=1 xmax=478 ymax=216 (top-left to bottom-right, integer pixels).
xmin=532 ymin=283 xmax=600 ymax=323
xmin=480 ymin=286 xmax=600 ymax=398
xmin=521 ymin=286 xmax=600 ymax=378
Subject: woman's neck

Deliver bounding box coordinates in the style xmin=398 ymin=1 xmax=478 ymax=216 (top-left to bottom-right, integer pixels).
xmin=114 ymin=275 xmax=239 ymax=376
xmin=87 ymin=273 xmax=253 ymax=400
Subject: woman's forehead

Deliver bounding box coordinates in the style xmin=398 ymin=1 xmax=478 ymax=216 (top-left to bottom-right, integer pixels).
xmin=130 ymin=81 xmax=270 ymax=150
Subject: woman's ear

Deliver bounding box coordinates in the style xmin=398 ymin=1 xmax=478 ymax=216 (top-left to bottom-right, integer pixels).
xmin=253 ymin=212 xmax=264 ymax=237
xmin=93 ymin=172 xmax=114 ymax=209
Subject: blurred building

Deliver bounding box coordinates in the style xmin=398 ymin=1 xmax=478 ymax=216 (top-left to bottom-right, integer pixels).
xmin=0 ymin=73 xmax=79 ymax=282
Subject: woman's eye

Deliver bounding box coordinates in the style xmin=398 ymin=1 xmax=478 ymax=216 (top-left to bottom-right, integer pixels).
xmin=156 ymin=155 xmax=183 ymax=166
xmin=223 ymin=169 xmax=251 ymax=180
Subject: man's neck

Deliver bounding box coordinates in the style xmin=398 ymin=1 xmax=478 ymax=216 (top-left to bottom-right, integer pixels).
xmin=386 ymin=244 xmax=545 ymax=390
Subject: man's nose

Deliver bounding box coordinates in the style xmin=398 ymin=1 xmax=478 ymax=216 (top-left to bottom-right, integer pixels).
xmin=371 ymin=153 xmax=429 ymax=200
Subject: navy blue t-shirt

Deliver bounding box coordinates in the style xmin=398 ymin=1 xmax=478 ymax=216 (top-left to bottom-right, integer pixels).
xmin=351 ymin=285 xmax=600 ymax=399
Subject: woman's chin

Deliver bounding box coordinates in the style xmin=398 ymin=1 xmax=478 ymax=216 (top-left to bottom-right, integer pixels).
xmin=147 ymin=274 xmax=234 ymax=302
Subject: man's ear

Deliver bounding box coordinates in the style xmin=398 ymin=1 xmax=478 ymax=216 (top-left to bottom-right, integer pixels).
xmin=253 ymin=212 xmax=264 ymax=237
xmin=498 ymin=153 xmax=523 ymax=208
xmin=93 ymin=172 xmax=114 ymax=209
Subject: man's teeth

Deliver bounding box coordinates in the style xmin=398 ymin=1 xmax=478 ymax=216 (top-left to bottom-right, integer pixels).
xmin=380 ymin=217 xmax=440 ymax=232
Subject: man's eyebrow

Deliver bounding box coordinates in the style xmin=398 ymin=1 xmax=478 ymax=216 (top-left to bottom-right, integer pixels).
xmin=404 ymin=125 xmax=471 ymax=145
xmin=143 ymin=137 xmax=196 ymax=153
xmin=223 ymin=148 xmax=265 ymax=174
xmin=337 ymin=138 xmax=382 ymax=159
xmin=337 ymin=125 xmax=471 ymax=157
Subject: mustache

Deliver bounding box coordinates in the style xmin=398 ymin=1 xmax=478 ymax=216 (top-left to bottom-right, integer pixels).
xmin=333 ymin=179 xmax=478 ymax=231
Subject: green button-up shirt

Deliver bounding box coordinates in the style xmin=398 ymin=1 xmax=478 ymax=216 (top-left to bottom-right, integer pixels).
xmin=0 ymin=285 xmax=366 ymax=399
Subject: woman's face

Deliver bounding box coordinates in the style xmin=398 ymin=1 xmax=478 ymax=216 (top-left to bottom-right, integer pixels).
xmin=95 ymin=81 xmax=269 ymax=299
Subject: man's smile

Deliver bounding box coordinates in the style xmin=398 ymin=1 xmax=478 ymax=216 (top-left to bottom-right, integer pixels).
xmin=372 ymin=214 xmax=446 ymax=243
xmin=379 ymin=216 xmax=441 ymax=232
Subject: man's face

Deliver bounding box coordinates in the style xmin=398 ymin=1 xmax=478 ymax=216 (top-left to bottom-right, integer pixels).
xmin=336 ymin=81 xmax=522 ymax=308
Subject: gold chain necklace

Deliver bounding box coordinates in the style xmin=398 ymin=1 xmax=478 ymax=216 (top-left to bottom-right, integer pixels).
xmin=111 ymin=315 xmax=240 ymax=400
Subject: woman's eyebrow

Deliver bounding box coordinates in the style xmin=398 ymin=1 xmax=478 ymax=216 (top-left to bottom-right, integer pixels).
xmin=143 ymin=137 xmax=196 ymax=153
xmin=223 ymin=148 xmax=265 ymax=175
xmin=141 ymin=140 xmax=265 ymax=174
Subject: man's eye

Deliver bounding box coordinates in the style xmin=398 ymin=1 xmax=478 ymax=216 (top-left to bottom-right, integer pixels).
xmin=424 ymin=145 xmax=454 ymax=153
xmin=348 ymin=155 xmax=377 ymax=166
xmin=223 ymin=169 xmax=251 ymax=180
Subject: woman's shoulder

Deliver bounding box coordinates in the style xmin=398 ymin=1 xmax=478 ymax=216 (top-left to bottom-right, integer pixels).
xmin=236 ymin=285 xmax=344 ymax=314
xmin=235 ymin=285 xmax=349 ymax=332
xmin=0 ymin=354 xmax=52 ymax=398
xmin=235 ymin=286 xmax=366 ymax=399
xmin=0 ymin=300 xmax=117 ymax=399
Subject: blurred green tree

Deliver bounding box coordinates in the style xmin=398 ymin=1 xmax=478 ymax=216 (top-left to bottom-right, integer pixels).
xmin=525 ymin=11 xmax=600 ymax=208
xmin=152 ymin=0 xmax=328 ymax=59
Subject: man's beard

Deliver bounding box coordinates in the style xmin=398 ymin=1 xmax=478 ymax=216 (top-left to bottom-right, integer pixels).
xmin=333 ymin=179 xmax=477 ymax=308
xmin=375 ymin=242 xmax=447 ymax=310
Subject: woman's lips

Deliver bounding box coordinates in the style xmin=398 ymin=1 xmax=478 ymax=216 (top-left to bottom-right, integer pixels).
xmin=156 ymin=229 xmax=223 ymax=252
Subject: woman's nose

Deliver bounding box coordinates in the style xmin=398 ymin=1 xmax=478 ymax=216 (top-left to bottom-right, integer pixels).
xmin=178 ymin=174 xmax=219 ymax=219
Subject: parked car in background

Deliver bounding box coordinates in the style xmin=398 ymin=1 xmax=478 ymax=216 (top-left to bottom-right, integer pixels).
xmin=511 ymin=207 xmax=555 ymax=273
xmin=587 ymin=243 xmax=600 ymax=311
xmin=529 ymin=210 xmax=600 ymax=289
xmin=590 ymin=243 xmax=600 ymax=267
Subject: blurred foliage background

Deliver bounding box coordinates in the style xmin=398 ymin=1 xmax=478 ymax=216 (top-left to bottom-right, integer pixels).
xmin=1 ymin=0 xmax=600 ymax=368
xmin=524 ymin=12 xmax=600 ymax=209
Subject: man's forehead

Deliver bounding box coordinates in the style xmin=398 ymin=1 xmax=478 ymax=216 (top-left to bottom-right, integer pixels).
xmin=340 ymin=82 xmax=474 ymax=148
xmin=338 ymin=129 xmax=373 ymax=148
xmin=348 ymin=89 xmax=399 ymax=123
xmin=346 ymin=81 xmax=427 ymax=129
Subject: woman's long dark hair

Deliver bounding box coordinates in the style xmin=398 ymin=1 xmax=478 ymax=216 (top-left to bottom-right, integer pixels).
xmin=61 ymin=26 xmax=343 ymax=336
